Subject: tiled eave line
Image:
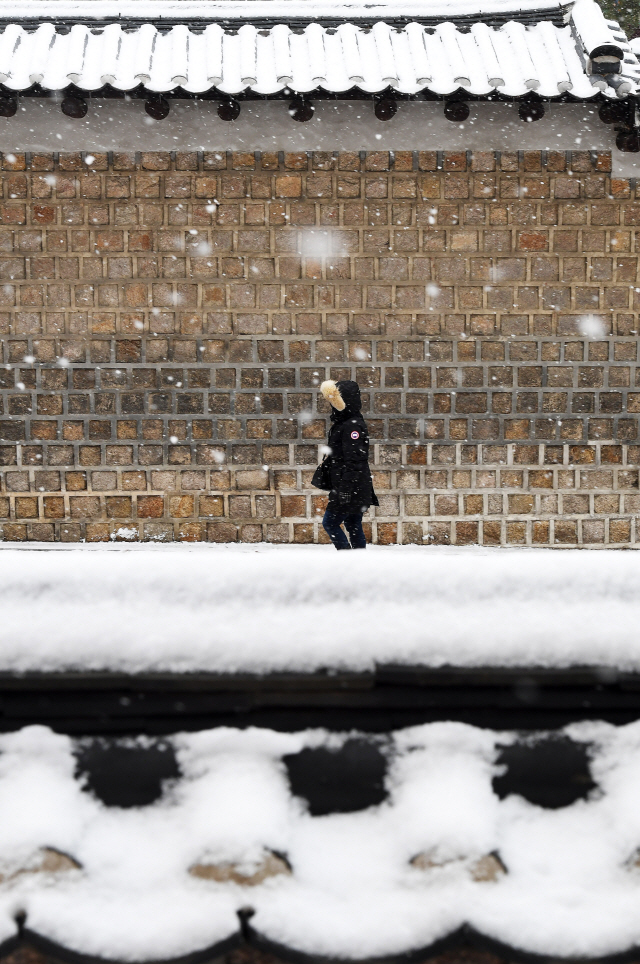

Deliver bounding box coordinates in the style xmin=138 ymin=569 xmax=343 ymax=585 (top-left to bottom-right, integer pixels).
xmin=2 ymin=84 xmax=632 ymax=103
xmin=0 ymin=0 xmax=571 ymax=27
xmin=0 ymin=664 xmax=639 ymax=733
xmin=11 ymin=919 xmax=640 ymax=964
xmin=0 ymin=10 xmax=571 ymax=29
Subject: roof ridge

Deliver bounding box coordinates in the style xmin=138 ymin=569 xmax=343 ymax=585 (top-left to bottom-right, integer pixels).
xmin=0 ymin=0 xmax=571 ymax=25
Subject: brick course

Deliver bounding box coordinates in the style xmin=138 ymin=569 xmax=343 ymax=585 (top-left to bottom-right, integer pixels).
xmin=0 ymin=148 xmax=638 ymax=546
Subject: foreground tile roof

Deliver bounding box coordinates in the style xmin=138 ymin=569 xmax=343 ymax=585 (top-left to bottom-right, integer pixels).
xmin=0 ymin=722 xmax=638 ymax=964
xmin=0 ymin=0 xmax=636 ymax=99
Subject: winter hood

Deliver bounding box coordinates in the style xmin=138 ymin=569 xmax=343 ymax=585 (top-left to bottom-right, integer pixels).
xmin=320 ymin=379 xmax=362 ymax=414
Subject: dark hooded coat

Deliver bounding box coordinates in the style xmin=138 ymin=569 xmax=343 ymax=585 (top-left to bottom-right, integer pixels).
xmin=325 ymin=381 xmax=379 ymax=512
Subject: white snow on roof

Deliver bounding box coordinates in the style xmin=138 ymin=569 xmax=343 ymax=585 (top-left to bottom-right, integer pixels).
xmin=0 ymin=0 xmax=568 ymax=22
xmin=0 ymin=544 xmax=640 ymax=674
xmin=0 ymin=0 xmax=635 ymax=97
xmin=1 ymin=721 xmax=640 ymax=961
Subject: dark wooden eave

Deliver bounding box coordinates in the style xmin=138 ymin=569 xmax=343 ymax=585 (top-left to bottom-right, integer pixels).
xmin=0 ymin=664 xmax=638 ymax=734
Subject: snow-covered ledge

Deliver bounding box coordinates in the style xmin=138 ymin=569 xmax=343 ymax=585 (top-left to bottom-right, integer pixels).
xmin=0 ymin=0 xmax=568 ymax=17
xmin=0 ymin=544 xmax=639 ymax=675
xmin=1 ymin=99 xmax=637 ymax=176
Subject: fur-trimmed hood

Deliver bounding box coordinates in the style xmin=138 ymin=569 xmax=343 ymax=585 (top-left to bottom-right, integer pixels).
xmin=320 ymin=379 xmax=362 ymax=414
xmin=320 ymin=379 xmax=345 ymax=411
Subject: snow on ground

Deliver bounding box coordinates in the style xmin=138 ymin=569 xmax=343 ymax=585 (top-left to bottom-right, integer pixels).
xmin=0 ymin=543 xmax=638 ymax=674
xmin=0 ymin=722 xmax=639 ymax=961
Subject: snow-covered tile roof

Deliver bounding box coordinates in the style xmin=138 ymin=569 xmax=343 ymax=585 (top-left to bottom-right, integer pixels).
xmin=0 ymin=721 xmax=639 ymax=963
xmin=0 ymin=0 xmax=636 ymax=99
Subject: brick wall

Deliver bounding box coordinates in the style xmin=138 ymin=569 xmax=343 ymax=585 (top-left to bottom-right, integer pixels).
xmin=0 ymin=147 xmax=638 ymax=547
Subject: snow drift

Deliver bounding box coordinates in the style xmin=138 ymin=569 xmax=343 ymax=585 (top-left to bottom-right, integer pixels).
xmin=0 ymin=544 xmax=638 ymax=674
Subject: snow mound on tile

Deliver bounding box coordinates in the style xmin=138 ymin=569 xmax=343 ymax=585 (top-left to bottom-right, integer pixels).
xmin=1 ymin=722 xmax=640 ymax=960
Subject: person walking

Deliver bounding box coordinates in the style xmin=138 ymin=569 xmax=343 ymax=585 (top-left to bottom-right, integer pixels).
xmin=312 ymin=379 xmax=379 ymax=550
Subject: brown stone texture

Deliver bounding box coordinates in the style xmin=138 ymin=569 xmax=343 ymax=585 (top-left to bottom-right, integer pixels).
xmin=0 ymin=149 xmax=638 ymax=547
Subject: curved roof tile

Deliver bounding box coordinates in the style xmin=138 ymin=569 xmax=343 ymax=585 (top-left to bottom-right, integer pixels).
xmin=0 ymin=0 xmax=635 ymax=98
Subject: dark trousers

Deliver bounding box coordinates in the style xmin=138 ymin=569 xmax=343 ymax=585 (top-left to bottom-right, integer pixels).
xmin=322 ymin=506 xmax=367 ymax=550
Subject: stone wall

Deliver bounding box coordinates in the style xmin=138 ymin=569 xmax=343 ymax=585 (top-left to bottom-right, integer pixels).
xmin=0 ymin=147 xmax=638 ymax=546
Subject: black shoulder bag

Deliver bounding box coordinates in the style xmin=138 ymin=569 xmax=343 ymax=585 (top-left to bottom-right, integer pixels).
xmin=311 ymin=455 xmax=333 ymax=491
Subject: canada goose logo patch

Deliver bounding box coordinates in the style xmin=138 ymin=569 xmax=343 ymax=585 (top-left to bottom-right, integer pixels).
xmin=350 ymin=431 xmax=360 ymax=439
